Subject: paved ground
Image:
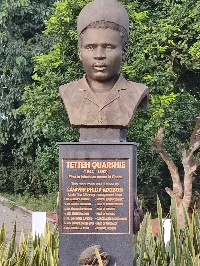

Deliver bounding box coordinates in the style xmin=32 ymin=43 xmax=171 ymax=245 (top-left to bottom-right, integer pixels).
xmin=0 ymin=196 xmax=55 ymax=244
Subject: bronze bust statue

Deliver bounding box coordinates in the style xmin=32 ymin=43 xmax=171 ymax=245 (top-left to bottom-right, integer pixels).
xmin=59 ymin=0 xmax=149 ymax=141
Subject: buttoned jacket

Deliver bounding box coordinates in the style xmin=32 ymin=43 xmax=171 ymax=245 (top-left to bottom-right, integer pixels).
xmin=59 ymin=75 xmax=149 ymax=127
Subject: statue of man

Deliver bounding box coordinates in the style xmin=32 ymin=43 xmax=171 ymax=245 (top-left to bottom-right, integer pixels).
xmin=59 ymin=0 xmax=149 ymax=141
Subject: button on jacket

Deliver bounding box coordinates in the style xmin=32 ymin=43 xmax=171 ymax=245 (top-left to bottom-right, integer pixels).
xmin=59 ymin=75 xmax=149 ymax=127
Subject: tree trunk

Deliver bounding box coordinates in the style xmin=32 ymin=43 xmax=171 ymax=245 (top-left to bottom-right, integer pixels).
xmin=151 ymin=117 xmax=200 ymax=228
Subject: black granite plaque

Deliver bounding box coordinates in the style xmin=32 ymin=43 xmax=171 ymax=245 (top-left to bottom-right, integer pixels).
xmin=59 ymin=143 xmax=137 ymax=266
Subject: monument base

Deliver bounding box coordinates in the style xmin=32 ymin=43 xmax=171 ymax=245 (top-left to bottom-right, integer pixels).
xmin=59 ymin=142 xmax=137 ymax=266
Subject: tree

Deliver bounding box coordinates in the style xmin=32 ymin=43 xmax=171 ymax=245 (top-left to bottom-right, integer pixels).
xmin=152 ymin=119 xmax=200 ymax=227
xmin=0 ymin=0 xmax=55 ymax=194
xmin=126 ymin=0 xmax=200 ymax=217
xmin=12 ymin=0 xmax=200 ymax=217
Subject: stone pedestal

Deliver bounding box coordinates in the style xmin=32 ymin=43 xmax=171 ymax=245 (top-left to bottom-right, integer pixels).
xmin=58 ymin=142 xmax=137 ymax=266
xmin=79 ymin=128 xmax=127 ymax=142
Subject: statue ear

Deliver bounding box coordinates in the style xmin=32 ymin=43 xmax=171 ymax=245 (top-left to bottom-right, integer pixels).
xmin=78 ymin=48 xmax=82 ymax=61
xmin=122 ymin=46 xmax=128 ymax=61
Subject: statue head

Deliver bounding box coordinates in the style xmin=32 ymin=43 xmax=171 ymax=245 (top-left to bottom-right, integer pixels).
xmin=77 ymin=0 xmax=129 ymax=39
xmin=77 ymin=0 xmax=129 ymax=83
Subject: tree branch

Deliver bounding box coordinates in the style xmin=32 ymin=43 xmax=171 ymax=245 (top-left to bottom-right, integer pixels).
xmin=152 ymin=127 xmax=183 ymax=198
xmin=190 ymin=116 xmax=200 ymax=146
xmin=181 ymin=116 xmax=200 ymax=209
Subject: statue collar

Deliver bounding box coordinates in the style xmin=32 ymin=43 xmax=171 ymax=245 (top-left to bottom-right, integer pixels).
xmin=77 ymin=74 xmax=128 ymax=109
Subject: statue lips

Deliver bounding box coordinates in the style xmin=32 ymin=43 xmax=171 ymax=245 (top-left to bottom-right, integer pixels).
xmin=93 ymin=63 xmax=107 ymax=71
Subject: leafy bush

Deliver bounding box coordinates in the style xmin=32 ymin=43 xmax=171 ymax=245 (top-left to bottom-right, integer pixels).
xmin=137 ymin=198 xmax=200 ymax=265
xmin=0 ymin=222 xmax=58 ymax=265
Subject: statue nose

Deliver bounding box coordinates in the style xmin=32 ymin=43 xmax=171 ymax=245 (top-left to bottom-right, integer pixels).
xmin=94 ymin=47 xmax=106 ymax=59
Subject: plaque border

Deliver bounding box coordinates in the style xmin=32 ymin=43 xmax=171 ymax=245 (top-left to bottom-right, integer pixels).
xmin=61 ymin=158 xmax=131 ymax=235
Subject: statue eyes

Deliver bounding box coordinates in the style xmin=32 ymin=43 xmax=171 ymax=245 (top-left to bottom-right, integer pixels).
xmin=84 ymin=44 xmax=116 ymax=50
xmin=85 ymin=45 xmax=96 ymax=50
xmin=104 ymin=44 xmax=116 ymax=50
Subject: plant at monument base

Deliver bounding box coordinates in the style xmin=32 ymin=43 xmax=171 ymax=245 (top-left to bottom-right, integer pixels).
xmin=0 ymin=222 xmax=59 ymax=265
xmin=0 ymin=198 xmax=200 ymax=265
xmin=137 ymin=197 xmax=200 ymax=265
xmin=95 ymin=247 xmax=104 ymax=266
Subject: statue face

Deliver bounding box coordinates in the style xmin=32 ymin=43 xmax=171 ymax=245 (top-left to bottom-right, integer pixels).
xmin=78 ymin=28 xmax=124 ymax=82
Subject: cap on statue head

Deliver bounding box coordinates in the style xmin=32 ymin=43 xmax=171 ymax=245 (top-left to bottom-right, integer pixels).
xmin=77 ymin=0 xmax=129 ymax=36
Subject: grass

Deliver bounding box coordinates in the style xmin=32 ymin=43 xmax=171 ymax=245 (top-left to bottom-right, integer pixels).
xmin=0 ymin=192 xmax=58 ymax=212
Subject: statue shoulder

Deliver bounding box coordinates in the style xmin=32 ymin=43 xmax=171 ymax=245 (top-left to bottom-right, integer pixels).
xmin=126 ymin=80 xmax=149 ymax=109
xmin=127 ymin=80 xmax=149 ymax=95
xmin=59 ymin=80 xmax=78 ymax=99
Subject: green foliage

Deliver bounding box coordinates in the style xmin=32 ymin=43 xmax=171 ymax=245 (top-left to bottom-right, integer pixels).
xmin=95 ymin=247 xmax=104 ymax=266
xmin=0 ymin=199 xmax=200 ymax=265
xmin=128 ymin=92 xmax=199 ymax=213
xmin=137 ymin=198 xmax=200 ymax=265
xmin=0 ymin=0 xmax=56 ymax=195
xmin=0 ymin=222 xmax=59 ymax=265
xmin=126 ymin=0 xmax=200 ymax=212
